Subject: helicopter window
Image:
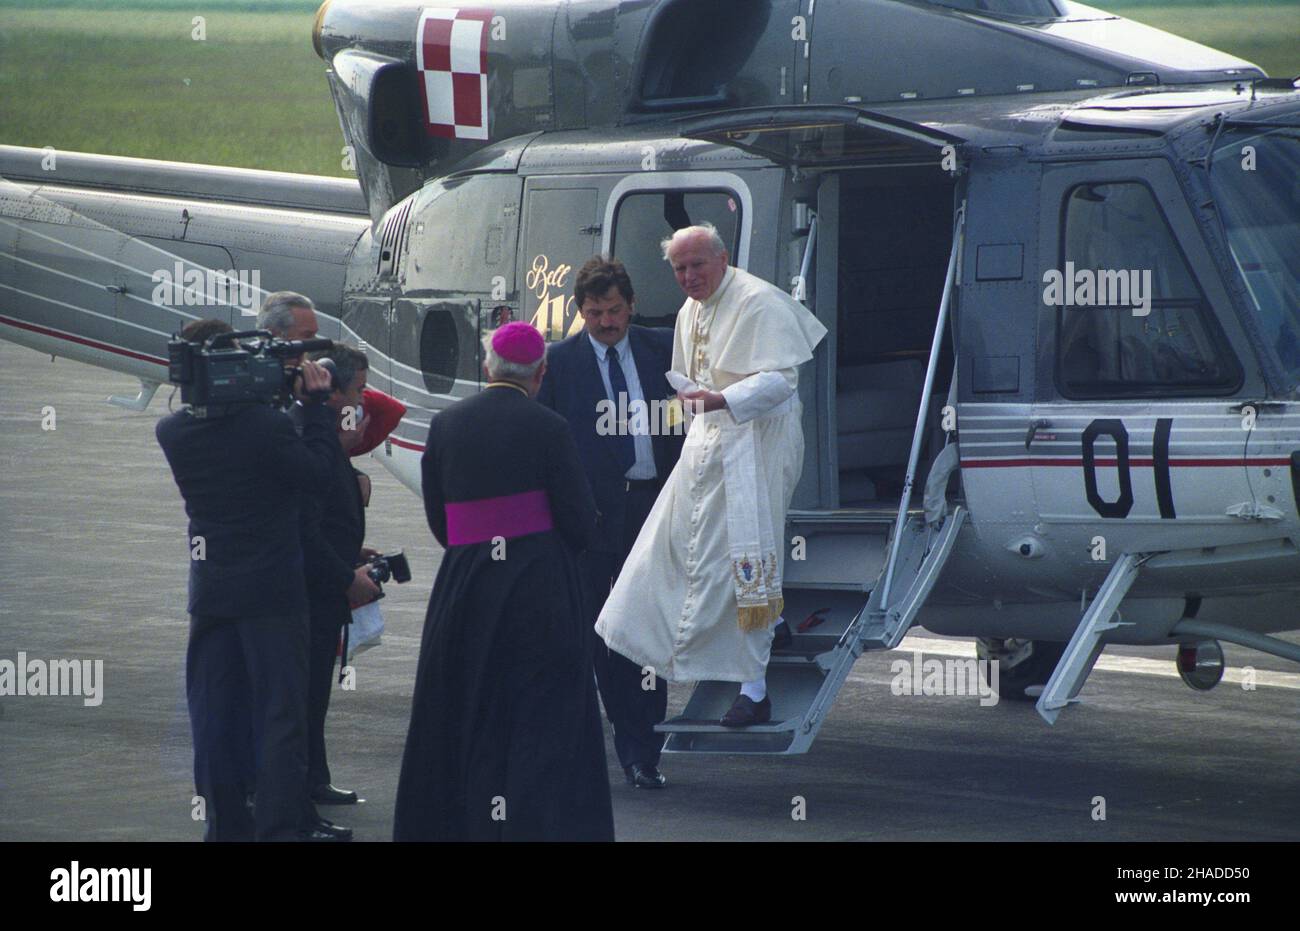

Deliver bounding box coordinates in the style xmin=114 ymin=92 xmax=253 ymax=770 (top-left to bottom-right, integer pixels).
xmin=419 ymin=305 xmax=461 ymax=395
xmin=1056 ymin=181 xmax=1242 ymax=399
xmin=1209 ymin=126 xmax=1300 ymax=392
xmin=634 ymin=0 xmax=770 ymax=109
xmin=609 ymin=190 xmax=742 ymax=327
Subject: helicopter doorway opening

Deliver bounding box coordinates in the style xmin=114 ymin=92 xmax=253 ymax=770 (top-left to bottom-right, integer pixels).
xmin=661 ymin=107 xmax=966 ymax=753
xmin=823 ymin=166 xmax=957 ymax=510
xmin=676 ymin=105 xmax=964 ymax=513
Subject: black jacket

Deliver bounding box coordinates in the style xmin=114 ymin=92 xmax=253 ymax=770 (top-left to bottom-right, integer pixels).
xmin=291 ymin=405 xmax=366 ymax=611
xmin=536 ymin=325 xmax=684 ymax=553
xmin=156 ymin=401 xmax=337 ymax=619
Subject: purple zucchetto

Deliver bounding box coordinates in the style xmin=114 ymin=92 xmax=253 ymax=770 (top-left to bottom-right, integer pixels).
xmin=491 ymin=322 xmax=545 ymax=364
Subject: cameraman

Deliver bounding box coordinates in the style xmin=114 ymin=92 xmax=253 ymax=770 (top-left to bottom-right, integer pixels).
xmin=294 ymin=345 xmax=380 ymax=818
xmin=156 ymin=317 xmax=338 ymax=842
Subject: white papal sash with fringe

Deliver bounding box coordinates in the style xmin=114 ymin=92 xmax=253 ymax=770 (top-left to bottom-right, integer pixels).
xmin=720 ymin=416 xmax=783 ymax=632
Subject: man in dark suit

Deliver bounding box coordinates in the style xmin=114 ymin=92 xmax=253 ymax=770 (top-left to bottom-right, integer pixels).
xmin=156 ymin=318 xmax=337 ymax=841
xmin=537 ymin=256 xmax=684 ymax=789
xmin=294 ymin=345 xmax=381 ymax=824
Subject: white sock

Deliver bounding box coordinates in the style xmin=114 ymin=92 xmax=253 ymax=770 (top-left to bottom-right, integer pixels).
xmin=740 ymin=678 xmax=767 ymax=703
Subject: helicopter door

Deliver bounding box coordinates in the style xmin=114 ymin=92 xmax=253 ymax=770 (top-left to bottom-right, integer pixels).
xmin=1031 ymin=162 xmax=1255 ymax=546
xmin=518 ymin=180 xmax=602 ymax=343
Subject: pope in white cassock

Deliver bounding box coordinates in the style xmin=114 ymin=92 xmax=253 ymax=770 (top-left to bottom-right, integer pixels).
xmin=595 ymin=223 xmax=827 ymax=727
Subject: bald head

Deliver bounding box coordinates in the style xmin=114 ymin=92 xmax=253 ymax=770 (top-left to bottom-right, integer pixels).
xmin=662 ymin=223 xmax=730 ymax=302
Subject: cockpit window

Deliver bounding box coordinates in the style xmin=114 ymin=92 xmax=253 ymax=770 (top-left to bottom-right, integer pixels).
xmin=1055 ymin=181 xmax=1242 ymax=398
xmin=1209 ymin=125 xmax=1300 ymax=393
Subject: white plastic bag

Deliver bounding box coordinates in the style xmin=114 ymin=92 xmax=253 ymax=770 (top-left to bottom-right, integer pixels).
xmin=346 ymin=600 xmax=385 ymax=662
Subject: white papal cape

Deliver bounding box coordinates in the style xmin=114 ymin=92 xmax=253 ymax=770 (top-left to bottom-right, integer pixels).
xmin=595 ymin=267 xmax=827 ymax=682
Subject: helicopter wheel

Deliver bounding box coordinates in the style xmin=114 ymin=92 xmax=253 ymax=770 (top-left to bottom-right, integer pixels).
xmin=976 ymin=638 xmax=1067 ymax=702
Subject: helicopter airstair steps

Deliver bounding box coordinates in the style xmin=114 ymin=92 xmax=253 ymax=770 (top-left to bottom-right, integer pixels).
xmin=657 ymin=506 xmax=966 ymax=754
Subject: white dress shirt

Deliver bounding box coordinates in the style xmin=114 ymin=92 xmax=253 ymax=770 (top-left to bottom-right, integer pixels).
xmin=588 ymin=331 xmax=657 ymax=480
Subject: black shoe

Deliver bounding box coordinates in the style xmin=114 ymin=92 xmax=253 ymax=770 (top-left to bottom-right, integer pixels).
xmin=299 ymin=816 xmax=353 ymax=842
xmin=720 ymin=694 xmax=771 ymax=727
xmin=311 ymin=783 xmax=359 ymax=805
xmin=624 ymin=763 xmax=667 ymax=789
xmin=772 ymin=620 xmax=793 ymax=651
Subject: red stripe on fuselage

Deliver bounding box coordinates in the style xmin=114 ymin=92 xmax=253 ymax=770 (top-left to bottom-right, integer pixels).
xmin=388 ymin=435 xmax=426 ymax=453
xmin=962 ymin=457 xmax=1293 ymax=468
xmin=0 ymin=315 xmax=168 ymax=366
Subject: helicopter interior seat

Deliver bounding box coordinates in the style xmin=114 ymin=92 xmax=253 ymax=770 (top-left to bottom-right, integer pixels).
xmin=835 ymin=358 xmax=925 ymax=505
xmin=830 ymin=170 xmax=955 ymax=506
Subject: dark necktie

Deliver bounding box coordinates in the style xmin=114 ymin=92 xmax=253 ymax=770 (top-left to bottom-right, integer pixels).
xmin=606 ymin=348 xmax=636 ymax=472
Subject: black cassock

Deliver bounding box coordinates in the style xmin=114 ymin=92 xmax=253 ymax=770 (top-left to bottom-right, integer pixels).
xmin=393 ymin=384 xmax=614 ymax=841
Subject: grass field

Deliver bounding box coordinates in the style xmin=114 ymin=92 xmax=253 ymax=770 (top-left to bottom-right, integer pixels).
xmin=1106 ymin=2 xmax=1300 ymax=78
xmin=0 ymin=6 xmax=346 ymax=175
xmin=0 ymin=1 xmax=1296 ymax=177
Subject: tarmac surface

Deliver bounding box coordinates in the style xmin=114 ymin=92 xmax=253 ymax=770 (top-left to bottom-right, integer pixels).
xmin=1 ymin=339 xmax=1298 ymax=842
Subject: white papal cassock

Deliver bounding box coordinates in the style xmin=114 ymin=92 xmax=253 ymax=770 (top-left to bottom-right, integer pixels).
xmin=595 ymin=266 xmax=827 ymax=682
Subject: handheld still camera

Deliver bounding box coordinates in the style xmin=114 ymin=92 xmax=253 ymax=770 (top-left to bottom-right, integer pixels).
xmin=365 ymin=550 xmax=412 ymax=598
xmin=167 ymin=329 xmax=336 ymax=407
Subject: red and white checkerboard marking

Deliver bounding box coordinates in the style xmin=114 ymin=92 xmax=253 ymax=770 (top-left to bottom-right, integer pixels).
xmin=416 ymin=7 xmax=493 ymax=141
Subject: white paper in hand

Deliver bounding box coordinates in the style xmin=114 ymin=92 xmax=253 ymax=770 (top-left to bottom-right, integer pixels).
xmin=666 ymin=370 xmax=706 ymax=430
xmin=665 ymin=371 xmax=698 ymax=395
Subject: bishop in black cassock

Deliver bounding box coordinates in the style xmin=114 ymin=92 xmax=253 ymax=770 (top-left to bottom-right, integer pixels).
xmin=393 ymin=322 xmax=614 ymax=841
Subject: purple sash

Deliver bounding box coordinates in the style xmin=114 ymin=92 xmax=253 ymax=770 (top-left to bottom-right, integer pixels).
xmin=444 ymin=490 xmax=554 ymax=546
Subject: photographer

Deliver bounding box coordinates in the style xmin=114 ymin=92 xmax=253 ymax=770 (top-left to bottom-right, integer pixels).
xmin=156 ymin=318 xmax=339 ymax=842
xmin=294 ymin=344 xmax=380 ymax=822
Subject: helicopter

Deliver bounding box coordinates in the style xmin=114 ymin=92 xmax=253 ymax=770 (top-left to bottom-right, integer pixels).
xmin=1 ymin=0 xmax=1298 ymax=754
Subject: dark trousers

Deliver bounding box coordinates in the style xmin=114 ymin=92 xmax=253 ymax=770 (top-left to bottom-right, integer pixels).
xmin=306 ymin=599 xmax=349 ymax=793
xmin=584 ymin=483 xmax=668 ymax=770
xmin=187 ymin=612 xmax=309 ymax=842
